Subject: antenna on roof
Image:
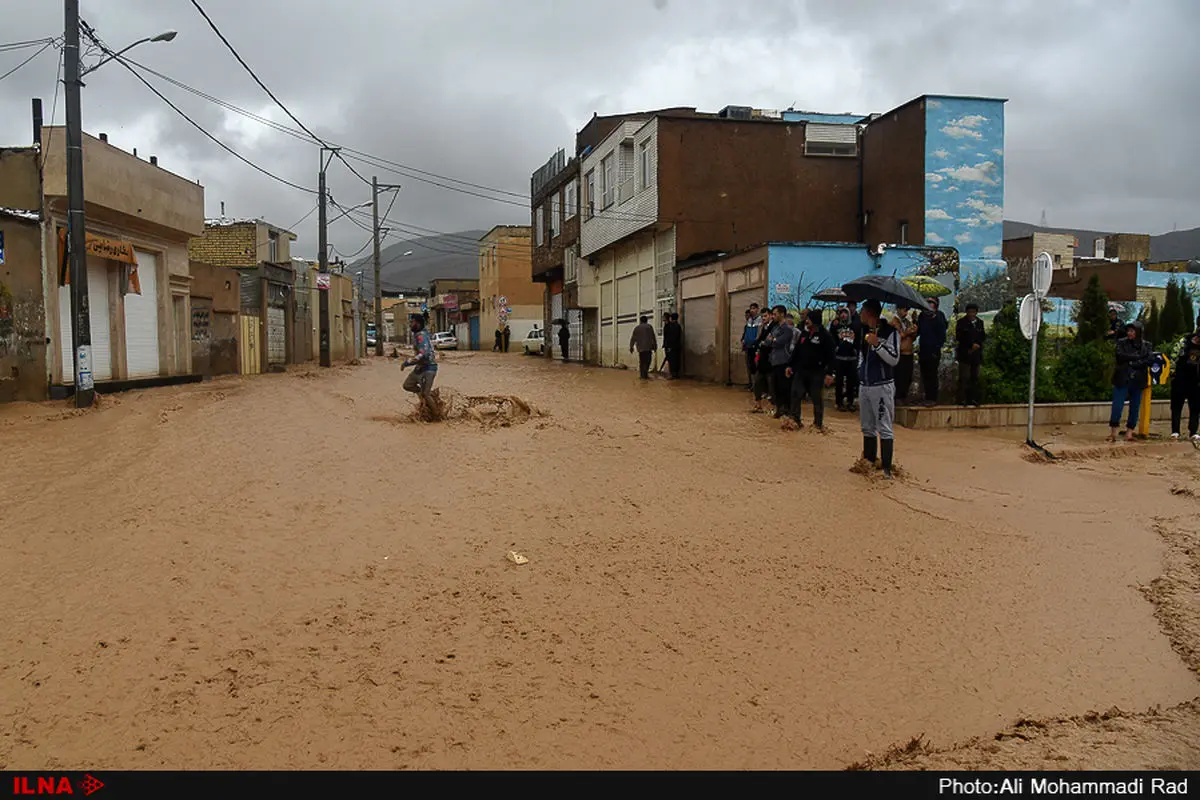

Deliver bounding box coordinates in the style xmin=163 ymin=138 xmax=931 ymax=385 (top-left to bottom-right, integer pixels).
xmin=220 ymin=201 xmax=225 ymax=218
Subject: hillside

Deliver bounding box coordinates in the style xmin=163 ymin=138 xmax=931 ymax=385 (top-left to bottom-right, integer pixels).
xmin=345 ymin=230 xmax=488 ymax=295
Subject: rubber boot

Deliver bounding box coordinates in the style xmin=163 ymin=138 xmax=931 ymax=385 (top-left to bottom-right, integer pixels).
xmin=862 ymin=436 xmax=877 ymax=465
xmin=881 ymin=439 xmax=894 ymax=480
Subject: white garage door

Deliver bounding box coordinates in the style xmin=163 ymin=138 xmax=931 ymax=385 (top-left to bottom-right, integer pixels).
xmin=58 ymin=257 xmax=112 ymax=383
xmin=616 ymin=274 xmax=639 ymax=369
xmin=599 ymin=279 xmax=614 ymax=365
xmin=267 ymin=306 xmax=287 ymax=365
xmin=125 ymin=250 xmax=160 ymax=377
xmin=683 ymin=295 xmax=717 ymax=381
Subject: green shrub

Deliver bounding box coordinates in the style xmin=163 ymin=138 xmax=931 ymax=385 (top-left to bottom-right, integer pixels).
xmin=980 ymin=301 xmax=1059 ymax=404
xmin=1052 ymin=341 xmax=1113 ymax=402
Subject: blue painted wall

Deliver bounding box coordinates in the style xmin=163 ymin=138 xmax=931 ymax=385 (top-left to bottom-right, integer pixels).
xmin=923 ymin=96 xmax=1007 ymax=312
xmin=781 ymin=111 xmax=864 ymax=125
xmin=765 ymin=243 xmax=958 ymax=316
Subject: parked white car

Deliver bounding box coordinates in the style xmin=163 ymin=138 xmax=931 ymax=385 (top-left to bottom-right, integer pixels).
xmin=432 ymin=331 xmax=458 ymax=350
xmin=522 ymin=329 xmax=545 ymax=355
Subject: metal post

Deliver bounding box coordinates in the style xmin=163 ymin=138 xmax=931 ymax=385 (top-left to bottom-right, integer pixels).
xmin=317 ymin=150 xmax=330 ymax=367
xmin=64 ymin=0 xmax=94 ymax=407
xmin=372 ymin=176 xmax=382 ymax=356
xmin=1026 ymin=323 xmax=1038 ymax=446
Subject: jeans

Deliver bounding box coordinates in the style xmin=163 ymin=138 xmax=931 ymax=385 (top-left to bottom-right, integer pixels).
xmin=791 ymin=370 xmax=826 ymax=427
xmin=957 ymin=361 xmax=981 ymax=405
xmin=1170 ymin=379 xmax=1199 ymax=436
xmin=1110 ymin=382 xmax=1143 ymax=429
xmin=834 ymin=360 xmax=858 ymax=408
xmin=920 ymin=357 xmax=940 ymax=403
xmin=896 ymin=354 xmax=914 ymax=401
xmin=772 ymin=364 xmax=792 ymax=415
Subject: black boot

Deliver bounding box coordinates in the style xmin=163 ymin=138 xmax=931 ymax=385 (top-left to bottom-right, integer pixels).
xmin=881 ymin=438 xmax=894 ymax=480
xmin=862 ymin=436 xmax=877 ymax=465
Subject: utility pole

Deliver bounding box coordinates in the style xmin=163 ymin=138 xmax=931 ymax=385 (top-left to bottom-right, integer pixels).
xmin=64 ymin=0 xmax=94 ymax=407
xmin=317 ymin=147 xmax=337 ymax=367
xmin=371 ymin=176 xmax=401 ymax=357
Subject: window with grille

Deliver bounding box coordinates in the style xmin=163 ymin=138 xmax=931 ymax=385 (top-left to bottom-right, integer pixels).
xmin=804 ymin=123 xmax=858 ymax=157
xmin=584 ymin=172 xmax=595 ymax=219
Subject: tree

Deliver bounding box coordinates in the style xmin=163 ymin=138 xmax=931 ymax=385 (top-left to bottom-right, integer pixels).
xmin=1053 ymin=341 xmax=1113 ymax=402
xmin=1146 ymin=298 xmax=1160 ymax=346
xmin=1073 ymin=274 xmax=1110 ymax=344
xmin=979 ymin=301 xmax=1059 ymax=404
xmin=1159 ymin=277 xmax=1183 ymax=346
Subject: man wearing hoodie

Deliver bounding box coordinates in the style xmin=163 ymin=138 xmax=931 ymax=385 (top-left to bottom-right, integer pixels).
xmin=766 ymin=306 xmax=796 ymax=419
xmin=858 ymin=299 xmax=901 ymax=479
xmin=1109 ymin=320 xmax=1155 ymax=443
xmin=742 ymin=304 xmax=763 ymax=390
xmin=1170 ymin=313 xmax=1200 ymax=441
xmin=752 ymin=310 xmax=778 ymax=412
xmin=830 ymin=306 xmax=860 ymax=411
xmin=787 ymin=310 xmax=836 ymax=429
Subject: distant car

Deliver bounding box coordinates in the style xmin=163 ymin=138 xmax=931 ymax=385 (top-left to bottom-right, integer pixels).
xmin=432 ymin=331 xmax=458 ymax=350
xmin=522 ymin=329 xmax=545 ymax=355
xmin=366 ymin=327 xmax=377 ymax=348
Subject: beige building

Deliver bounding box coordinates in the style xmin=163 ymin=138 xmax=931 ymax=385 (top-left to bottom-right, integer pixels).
xmin=1003 ymin=232 xmax=1076 ymax=270
xmin=0 ymin=127 xmax=205 ymax=401
xmin=478 ymin=225 xmax=538 ymax=347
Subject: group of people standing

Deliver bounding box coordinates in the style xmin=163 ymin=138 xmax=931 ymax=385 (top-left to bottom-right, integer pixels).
xmin=1107 ymin=312 xmax=1200 ymax=442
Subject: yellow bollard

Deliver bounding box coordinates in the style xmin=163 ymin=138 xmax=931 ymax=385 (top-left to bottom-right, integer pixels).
xmin=1138 ymin=355 xmax=1171 ymax=438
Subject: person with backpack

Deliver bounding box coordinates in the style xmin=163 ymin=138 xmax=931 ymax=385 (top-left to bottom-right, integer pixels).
xmin=765 ymin=306 xmax=796 ymax=419
xmin=1170 ymin=313 xmax=1200 ymax=441
xmin=787 ymin=309 xmax=836 ymax=429
xmin=1108 ymin=320 xmax=1155 ymax=443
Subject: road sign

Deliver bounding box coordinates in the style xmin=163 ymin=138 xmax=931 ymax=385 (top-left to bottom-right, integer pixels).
xmin=499 ymin=295 xmax=508 ymax=306
xmin=1032 ymin=252 xmax=1053 ymax=297
xmin=420 ymin=303 xmax=428 ymax=312
xmin=316 ymin=274 xmax=331 ymax=290
xmin=1019 ymin=294 xmax=1041 ymax=340
xmin=774 ymin=283 xmax=791 ymax=295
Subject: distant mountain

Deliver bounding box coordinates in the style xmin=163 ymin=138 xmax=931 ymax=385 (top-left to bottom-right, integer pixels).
xmin=345 ymin=230 xmax=488 ymax=294
xmin=1003 ymin=221 xmax=1200 ymax=263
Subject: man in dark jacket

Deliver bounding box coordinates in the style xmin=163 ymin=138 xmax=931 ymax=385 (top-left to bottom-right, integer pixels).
xmin=766 ymin=306 xmax=796 ymax=418
xmin=830 ymin=306 xmax=860 ymax=411
xmin=858 ymin=299 xmax=900 ymax=479
xmin=503 ymin=324 xmax=512 ymax=352
xmin=752 ymin=312 xmax=778 ymax=412
xmin=558 ymin=321 xmax=571 ymax=363
xmin=917 ymin=297 xmax=948 ymax=405
xmin=955 ymin=303 xmax=986 ymax=406
xmin=1170 ymin=314 xmax=1200 ymax=441
xmin=787 ymin=309 xmax=835 ymax=429
xmin=1105 ymin=307 xmax=1123 ymax=341
xmin=662 ymin=313 xmax=683 ymax=379
xmin=742 ymin=304 xmax=763 ymax=390
xmin=629 ymin=315 xmax=658 ymax=379
xmin=1110 ymin=320 xmax=1155 ymax=442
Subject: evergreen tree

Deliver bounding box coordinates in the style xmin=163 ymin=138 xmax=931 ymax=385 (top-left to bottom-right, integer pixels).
xmin=1178 ymin=283 xmax=1195 ymax=336
xmin=1159 ymin=277 xmax=1183 ymax=346
xmin=1073 ymin=274 xmax=1111 ymax=344
xmin=980 ymin=301 xmax=1058 ymax=403
xmin=1146 ymin=298 xmax=1160 ymax=345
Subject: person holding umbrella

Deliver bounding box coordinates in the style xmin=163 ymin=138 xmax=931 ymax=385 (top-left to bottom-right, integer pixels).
xmin=557 ymin=318 xmax=571 ymax=363
xmin=858 ymin=299 xmax=900 ymax=479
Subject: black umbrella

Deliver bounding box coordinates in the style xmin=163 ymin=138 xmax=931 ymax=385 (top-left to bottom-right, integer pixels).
xmin=841 ymin=274 xmax=929 ymax=309
xmin=812 ymin=287 xmax=848 ymax=303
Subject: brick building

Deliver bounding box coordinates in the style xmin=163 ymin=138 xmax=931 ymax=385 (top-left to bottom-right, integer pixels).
xmin=188 ymin=217 xmax=298 ymax=372
xmin=478 ymin=225 xmax=537 ymax=351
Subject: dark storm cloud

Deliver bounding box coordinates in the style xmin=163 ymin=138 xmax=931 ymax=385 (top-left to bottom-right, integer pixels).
xmin=2 ymin=0 xmax=1196 ymax=258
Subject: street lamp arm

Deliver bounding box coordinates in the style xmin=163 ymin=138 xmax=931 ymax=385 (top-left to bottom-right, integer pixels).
xmin=80 ymin=31 xmax=176 ymax=77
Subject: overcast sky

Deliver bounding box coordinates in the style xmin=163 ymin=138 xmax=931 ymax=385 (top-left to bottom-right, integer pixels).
xmin=2 ymin=0 xmax=1197 ymax=259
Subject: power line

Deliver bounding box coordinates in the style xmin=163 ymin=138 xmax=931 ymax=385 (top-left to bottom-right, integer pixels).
xmin=41 ymin=46 xmax=64 ymax=170
xmin=0 ymin=38 xmax=57 ymax=82
xmin=0 ymin=37 xmax=57 ymax=53
xmin=188 ymin=0 xmax=372 ymax=187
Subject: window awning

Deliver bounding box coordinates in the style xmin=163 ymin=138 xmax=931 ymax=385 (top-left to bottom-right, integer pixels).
xmin=57 ymin=228 xmax=142 ymax=294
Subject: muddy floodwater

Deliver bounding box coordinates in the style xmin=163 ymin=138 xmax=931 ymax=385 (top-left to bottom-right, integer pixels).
xmin=2 ymin=352 xmax=1198 ymax=769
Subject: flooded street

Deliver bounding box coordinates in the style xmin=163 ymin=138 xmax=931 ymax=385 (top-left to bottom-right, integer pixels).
xmin=2 ymin=352 xmax=1198 ymax=769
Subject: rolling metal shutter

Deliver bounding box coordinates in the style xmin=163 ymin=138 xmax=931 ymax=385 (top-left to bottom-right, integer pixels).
xmin=124 ymin=250 xmax=160 ymax=378
xmin=58 ymin=257 xmax=112 ymax=382
xmin=567 ymin=309 xmax=583 ymax=361
xmin=805 ymin=123 xmax=858 ymax=144
xmin=599 ymin=280 xmax=614 ymax=365
xmin=683 ymin=296 xmax=717 ymax=381
xmin=616 ymin=275 xmax=639 ymax=368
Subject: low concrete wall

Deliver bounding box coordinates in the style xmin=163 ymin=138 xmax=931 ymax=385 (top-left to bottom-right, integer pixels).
xmin=897 ymin=400 xmax=1172 ymax=430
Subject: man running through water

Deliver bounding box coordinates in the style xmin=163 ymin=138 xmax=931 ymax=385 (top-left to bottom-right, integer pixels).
xmin=401 ymin=314 xmax=438 ymax=416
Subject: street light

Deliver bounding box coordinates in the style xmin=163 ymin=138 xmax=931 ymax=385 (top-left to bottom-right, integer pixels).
xmin=65 ymin=0 xmax=177 ymax=407
xmin=80 ymin=30 xmax=176 ymax=77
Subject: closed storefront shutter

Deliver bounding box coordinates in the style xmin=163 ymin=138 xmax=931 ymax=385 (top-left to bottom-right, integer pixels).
xmin=683 ymin=295 xmax=717 ymax=381
xmin=567 ymin=309 xmax=583 ymax=361
xmin=616 ymin=275 xmax=639 ymax=368
xmin=125 ymin=250 xmax=160 ymax=378
xmin=58 ymin=257 xmax=113 ymax=382
xmin=728 ymin=288 xmax=765 ymax=386
xmin=267 ymin=306 xmax=287 ymax=365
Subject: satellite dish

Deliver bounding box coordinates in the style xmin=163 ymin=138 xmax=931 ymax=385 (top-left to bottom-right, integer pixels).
xmin=1032 ymin=252 xmax=1054 ymax=297
xmin=1019 ymin=294 xmax=1042 ymax=340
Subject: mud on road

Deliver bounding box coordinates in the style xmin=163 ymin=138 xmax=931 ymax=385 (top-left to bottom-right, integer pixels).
xmin=1 ymin=352 xmax=1197 ymax=769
